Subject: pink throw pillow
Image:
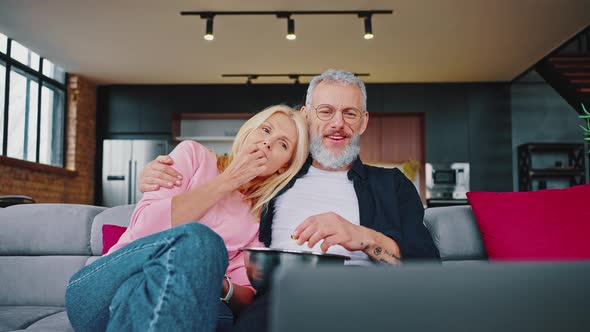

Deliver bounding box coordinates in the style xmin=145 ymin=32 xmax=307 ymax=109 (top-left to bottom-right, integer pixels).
xmin=466 ymin=184 xmax=590 ymax=261
xmin=102 ymin=224 xmax=128 ymax=255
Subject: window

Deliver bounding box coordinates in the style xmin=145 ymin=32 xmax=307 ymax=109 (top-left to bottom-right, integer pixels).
xmin=40 ymin=84 xmax=65 ymax=165
xmin=10 ymin=40 xmax=40 ymax=71
xmin=42 ymin=59 xmax=65 ymax=84
xmin=0 ymin=61 xmax=5 ymax=154
xmin=8 ymin=68 xmax=38 ymax=161
xmin=0 ymin=32 xmax=67 ymax=167
xmin=0 ymin=33 xmax=7 ymax=54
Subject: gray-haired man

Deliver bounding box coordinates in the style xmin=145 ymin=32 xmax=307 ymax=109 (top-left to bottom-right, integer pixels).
xmin=139 ymin=69 xmax=440 ymax=331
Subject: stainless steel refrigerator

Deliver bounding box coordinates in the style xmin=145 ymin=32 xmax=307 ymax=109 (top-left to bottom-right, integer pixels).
xmin=102 ymin=140 xmax=171 ymax=207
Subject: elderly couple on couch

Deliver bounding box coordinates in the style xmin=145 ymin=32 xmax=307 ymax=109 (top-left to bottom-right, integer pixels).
xmin=63 ymin=69 xmax=442 ymax=332
xmin=65 ymin=69 xmax=590 ymax=332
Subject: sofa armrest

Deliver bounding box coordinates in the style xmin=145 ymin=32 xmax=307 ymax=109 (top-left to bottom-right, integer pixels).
xmin=424 ymin=205 xmax=487 ymax=261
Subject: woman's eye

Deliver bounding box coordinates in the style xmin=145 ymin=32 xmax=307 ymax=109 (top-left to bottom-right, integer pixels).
xmin=262 ymin=127 xmax=270 ymax=133
xmin=280 ymin=142 xmax=288 ymax=150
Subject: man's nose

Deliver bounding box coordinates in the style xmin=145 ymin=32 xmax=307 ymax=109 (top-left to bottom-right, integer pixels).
xmin=330 ymin=110 xmax=345 ymax=128
xmin=262 ymin=140 xmax=271 ymax=150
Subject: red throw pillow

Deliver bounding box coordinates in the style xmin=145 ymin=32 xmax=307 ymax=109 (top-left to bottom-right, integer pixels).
xmin=467 ymin=184 xmax=590 ymax=261
xmin=102 ymin=224 xmax=128 ymax=255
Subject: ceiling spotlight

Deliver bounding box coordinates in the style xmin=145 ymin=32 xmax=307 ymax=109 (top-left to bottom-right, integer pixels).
xmin=286 ymin=18 xmax=296 ymax=40
xmin=246 ymin=75 xmax=258 ymax=85
xmin=204 ymin=17 xmax=214 ymax=41
xmin=288 ymin=74 xmax=300 ymax=84
xmin=363 ymin=16 xmax=374 ymax=39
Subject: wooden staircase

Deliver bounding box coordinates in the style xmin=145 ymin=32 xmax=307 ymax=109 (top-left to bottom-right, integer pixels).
xmin=536 ymin=53 xmax=590 ymax=115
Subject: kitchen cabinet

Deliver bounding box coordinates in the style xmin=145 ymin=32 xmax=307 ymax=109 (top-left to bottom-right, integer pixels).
xmin=360 ymin=113 xmax=426 ymax=199
xmin=172 ymin=113 xmax=253 ymax=154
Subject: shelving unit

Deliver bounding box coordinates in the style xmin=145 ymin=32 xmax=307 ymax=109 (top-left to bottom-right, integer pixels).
xmin=171 ymin=113 xmax=253 ymax=154
xmin=518 ymin=143 xmax=586 ymax=191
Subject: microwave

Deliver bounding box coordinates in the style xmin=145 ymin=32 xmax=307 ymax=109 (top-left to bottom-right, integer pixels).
xmin=425 ymin=163 xmax=470 ymax=199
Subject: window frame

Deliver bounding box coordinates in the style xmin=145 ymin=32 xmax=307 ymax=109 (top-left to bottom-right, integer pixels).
xmin=0 ymin=36 xmax=68 ymax=168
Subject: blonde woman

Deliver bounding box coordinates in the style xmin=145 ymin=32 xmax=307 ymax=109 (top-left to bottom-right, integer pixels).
xmin=65 ymin=105 xmax=308 ymax=332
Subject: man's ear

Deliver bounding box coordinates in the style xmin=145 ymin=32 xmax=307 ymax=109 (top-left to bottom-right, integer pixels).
xmin=359 ymin=111 xmax=369 ymax=136
xmin=300 ymin=106 xmax=308 ymax=118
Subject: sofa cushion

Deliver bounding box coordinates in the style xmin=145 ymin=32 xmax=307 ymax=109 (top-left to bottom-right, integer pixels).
xmin=0 ymin=204 xmax=106 ymax=255
xmin=424 ymin=206 xmax=487 ymax=261
xmin=0 ymin=256 xmax=88 ymax=306
xmin=20 ymin=310 xmax=73 ymax=332
xmin=91 ymin=205 xmax=135 ymax=256
xmin=102 ymin=225 xmax=128 ymax=255
xmin=0 ymin=306 xmax=64 ymax=331
xmin=467 ymin=184 xmax=590 ymax=260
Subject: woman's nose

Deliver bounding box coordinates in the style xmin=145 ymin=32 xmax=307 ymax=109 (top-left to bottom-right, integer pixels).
xmin=263 ymin=140 xmax=271 ymax=149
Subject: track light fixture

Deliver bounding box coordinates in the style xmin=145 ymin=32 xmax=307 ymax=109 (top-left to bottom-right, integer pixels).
xmin=204 ymin=16 xmax=214 ymax=41
xmin=222 ymin=73 xmax=370 ymax=85
xmin=361 ymin=14 xmax=374 ymax=39
xmin=181 ymin=10 xmax=392 ymax=41
xmin=287 ymin=18 xmax=296 ymax=40
xmin=288 ymin=75 xmax=300 ymax=84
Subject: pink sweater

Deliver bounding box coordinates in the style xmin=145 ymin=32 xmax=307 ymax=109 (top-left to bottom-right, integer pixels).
xmin=107 ymin=140 xmax=263 ymax=288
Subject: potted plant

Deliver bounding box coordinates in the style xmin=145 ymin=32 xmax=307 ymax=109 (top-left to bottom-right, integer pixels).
xmin=581 ymin=103 xmax=590 ymax=154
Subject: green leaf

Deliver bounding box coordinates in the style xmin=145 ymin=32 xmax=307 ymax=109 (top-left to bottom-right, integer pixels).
xmin=580 ymin=115 xmax=590 ymax=119
xmin=581 ymin=125 xmax=590 ymax=133
xmin=585 ymin=137 xmax=590 ymax=141
xmin=582 ymin=103 xmax=590 ymax=115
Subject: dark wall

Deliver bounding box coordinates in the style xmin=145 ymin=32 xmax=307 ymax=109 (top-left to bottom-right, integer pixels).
xmin=99 ymin=84 xmax=308 ymax=138
xmin=97 ymin=82 xmax=514 ymax=191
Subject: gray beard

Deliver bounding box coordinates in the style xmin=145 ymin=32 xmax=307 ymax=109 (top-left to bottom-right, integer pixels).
xmin=309 ymin=133 xmax=361 ymax=169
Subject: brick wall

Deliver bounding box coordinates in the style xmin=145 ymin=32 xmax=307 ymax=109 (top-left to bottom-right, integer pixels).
xmin=0 ymin=75 xmax=96 ymax=204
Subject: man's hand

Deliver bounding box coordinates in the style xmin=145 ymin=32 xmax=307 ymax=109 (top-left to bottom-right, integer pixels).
xmin=138 ymin=155 xmax=183 ymax=193
xmin=292 ymin=212 xmax=402 ymax=264
xmin=291 ymin=212 xmax=369 ymax=253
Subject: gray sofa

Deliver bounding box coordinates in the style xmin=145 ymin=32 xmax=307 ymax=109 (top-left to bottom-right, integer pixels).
xmin=0 ymin=203 xmax=481 ymax=331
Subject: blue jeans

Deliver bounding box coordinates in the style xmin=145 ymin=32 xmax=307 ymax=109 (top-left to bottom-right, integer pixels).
xmin=65 ymin=223 xmax=229 ymax=332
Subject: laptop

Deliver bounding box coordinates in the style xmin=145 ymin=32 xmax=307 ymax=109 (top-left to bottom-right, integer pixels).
xmin=270 ymin=262 xmax=590 ymax=332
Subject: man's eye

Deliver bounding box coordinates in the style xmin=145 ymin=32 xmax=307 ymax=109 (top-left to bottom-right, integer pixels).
xmin=280 ymin=142 xmax=288 ymax=150
xmin=262 ymin=127 xmax=270 ymax=133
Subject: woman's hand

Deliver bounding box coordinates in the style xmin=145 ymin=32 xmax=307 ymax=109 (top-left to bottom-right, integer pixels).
xmin=219 ymin=144 xmax=268 ymax=190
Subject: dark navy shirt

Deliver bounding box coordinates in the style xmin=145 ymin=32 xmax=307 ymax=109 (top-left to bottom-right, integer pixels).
xmin=259 ymin=156 xmax=441 ymax=260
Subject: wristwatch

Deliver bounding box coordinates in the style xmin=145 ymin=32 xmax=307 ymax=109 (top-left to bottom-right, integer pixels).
xmin=220 ymin=274 xmax=233 ymax=304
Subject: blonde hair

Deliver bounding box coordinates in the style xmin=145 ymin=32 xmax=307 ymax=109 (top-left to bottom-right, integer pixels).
xmin=217 ymin=105 xmax=309 ymax=218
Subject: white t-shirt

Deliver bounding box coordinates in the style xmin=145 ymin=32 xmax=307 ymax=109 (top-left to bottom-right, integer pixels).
xmin=271 ymin=166 xmax=372 ymax=265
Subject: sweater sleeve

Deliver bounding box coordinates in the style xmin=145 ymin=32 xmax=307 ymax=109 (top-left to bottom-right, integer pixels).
xmin=124 ymin=141 xmax=212 ymax=242
xmin=395 ymin=170 xmax=441 ymax=260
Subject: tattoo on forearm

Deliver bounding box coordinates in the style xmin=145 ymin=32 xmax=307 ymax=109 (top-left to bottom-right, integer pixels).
xmin=373 ymin=247 xmax=382 ymax=256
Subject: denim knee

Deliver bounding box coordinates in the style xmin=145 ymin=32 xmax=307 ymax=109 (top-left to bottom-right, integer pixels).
xmin=173 ymin=222 xmax=229 ymax=268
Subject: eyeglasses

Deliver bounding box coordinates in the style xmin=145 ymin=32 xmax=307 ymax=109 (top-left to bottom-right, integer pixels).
xmin=311 ymin=104 xmax=364 ymax=124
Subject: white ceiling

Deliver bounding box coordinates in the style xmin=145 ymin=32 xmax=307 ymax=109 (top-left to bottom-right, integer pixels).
xmin=0 ymin=0 xmax=589 ymax=85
